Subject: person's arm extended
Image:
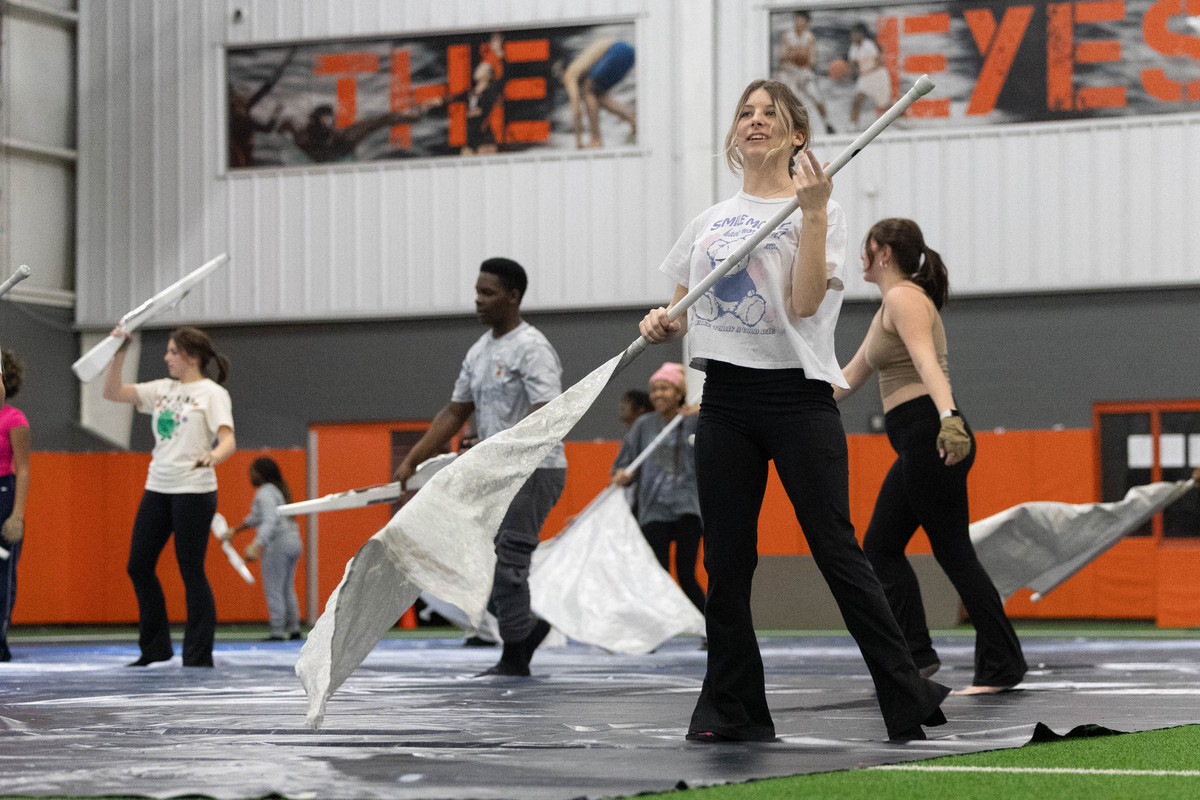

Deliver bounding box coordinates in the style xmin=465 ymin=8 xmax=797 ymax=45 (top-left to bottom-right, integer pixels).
xmin=610 ymin=426 xmax=639 ymax=486
xmin=887 ymin=289 xmax=954 ymax=414
xmin=102 ymin=329 xmax=140 ymax=405
xmin=790 ymin=151 xmax=833 ymax=318
xmin=246 ymin=491 xmax=284 ymax=559
xmin=1 ymin=424 xmax=30 ymax=545
xmin=393 ymin=401 xmax=475 ymax=485
xmin=833 ymin=333 xmax=877 ymax=402
xmin=638 ymin=284 xmax=690 ymax=344
xmin=194 ymin=425 xmax=236 ymax=469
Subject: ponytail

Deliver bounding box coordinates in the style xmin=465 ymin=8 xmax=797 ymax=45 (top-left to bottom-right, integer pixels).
xmin=912 ymin=245 xmax=949 ymax=310
xmin=865 ymin=218 xmax=949 ymax=309
xmin=210 ymin=352 xmax=231 ymax=385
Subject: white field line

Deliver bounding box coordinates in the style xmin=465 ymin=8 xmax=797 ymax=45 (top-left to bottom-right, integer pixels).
xmin=873 ymin=765 xmax=1200 ymax=777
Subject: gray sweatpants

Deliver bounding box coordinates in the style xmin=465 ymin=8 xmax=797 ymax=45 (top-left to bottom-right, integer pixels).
xmin=489 ymin=467 xmax=566 ymax=643
xmin=260 ymin=538 xmax=302 ymax=637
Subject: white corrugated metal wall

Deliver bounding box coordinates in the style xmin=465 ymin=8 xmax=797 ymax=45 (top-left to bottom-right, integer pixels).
xmin=2 ymin=0 xmax=77 ymax=308
xmin=75 ymin=0 xmax=713 ymax=328
xmin=76 ymin=0 xmax=1200 ymax=328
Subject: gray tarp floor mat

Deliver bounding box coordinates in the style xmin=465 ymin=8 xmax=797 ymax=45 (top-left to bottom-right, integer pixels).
xmin=1 ymin=634 xmax=1198 ymax=799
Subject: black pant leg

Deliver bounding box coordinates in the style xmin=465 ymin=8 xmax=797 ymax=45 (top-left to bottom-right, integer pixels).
xmin=688 ymin=400 xmax=774 ymax=741
xmin=127 ymin=491 xmax=176 ymax=660
xmin=862 ymin=459 xmax=938 ymax=668
xmin=672 ymin=515 xmax=706 ymax=613
xmin=643 ymin=517 xmax=706 ymax=613
xmin=897 ymin=428 xmax=1026 ymax=686
xmin=0 ymin=473 xmax=16 ymax=661
xmin=491 ymin=468 xmax=566 ymax=643
xmin=170 ymin=492 xmax=218 ymax=667
xmin=639 ymin=521 xmax=674 ymax=571
xmin=766 ymin=391 xmax=948 ymax=739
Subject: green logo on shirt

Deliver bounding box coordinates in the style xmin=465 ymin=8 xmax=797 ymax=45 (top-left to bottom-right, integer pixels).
xmin=157 ymin=412 xmax=178 ymax=440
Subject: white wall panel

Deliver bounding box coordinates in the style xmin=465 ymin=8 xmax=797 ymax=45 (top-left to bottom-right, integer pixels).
xmin=821 ymin=114 xmax=1200 ymax=299
xmin=5 ymin=15 xmax=74 ymax=147
xmin=3 ymin=2 xmax=76 ymax=302
xmin=77 ymin=0 xmax=697 ymax=327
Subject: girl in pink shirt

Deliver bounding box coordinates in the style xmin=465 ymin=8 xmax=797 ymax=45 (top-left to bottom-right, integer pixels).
xmin=0 ymin=351 xmax=31 ymax=662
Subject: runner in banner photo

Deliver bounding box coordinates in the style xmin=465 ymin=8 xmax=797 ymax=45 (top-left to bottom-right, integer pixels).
xmin=637 ymin=78 xmax=949 ymax=743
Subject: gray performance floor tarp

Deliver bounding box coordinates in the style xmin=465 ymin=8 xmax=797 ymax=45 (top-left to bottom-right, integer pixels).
xmin=1 ymin=633 xmax=1199 ymax=799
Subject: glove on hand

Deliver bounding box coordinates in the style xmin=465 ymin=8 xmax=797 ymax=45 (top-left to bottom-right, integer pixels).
xmin=937 ymin=416 xmax=971 ymax=464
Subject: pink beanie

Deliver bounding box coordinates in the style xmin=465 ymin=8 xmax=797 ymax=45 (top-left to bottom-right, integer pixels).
xmin=649 ymin=362 xmax=685 ymax=391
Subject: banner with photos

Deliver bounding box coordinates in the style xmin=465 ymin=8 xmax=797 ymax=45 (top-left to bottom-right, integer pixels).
xmin=769 ymin=1 xmax=1200 ymax=135
xmin=227 ymin=22 xmax=637 ymax=168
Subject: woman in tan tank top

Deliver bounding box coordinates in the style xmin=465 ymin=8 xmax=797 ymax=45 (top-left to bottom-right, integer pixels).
xmin=836 ymin=218 xmax=1026 ymax=695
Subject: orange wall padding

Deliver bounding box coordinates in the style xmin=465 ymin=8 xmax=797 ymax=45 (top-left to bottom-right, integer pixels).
xmin=14 ymin=448 xmax=306 ymax=625
xmin=308 ymin=423 xmax=406 ymax=606
xmin=14 ymin=426 xmax=1200 ymax=626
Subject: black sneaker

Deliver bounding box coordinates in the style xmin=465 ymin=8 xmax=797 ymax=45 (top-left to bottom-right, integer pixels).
xmin=473 ymin=659 xmax=530 ymax=678
xmin=463 ymin=635 xmax=497 ymax=647
xmin=126 ymin=653 xmax=172 ymax=667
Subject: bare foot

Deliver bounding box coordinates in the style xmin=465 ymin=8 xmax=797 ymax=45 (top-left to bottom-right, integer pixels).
xmin=951 ymin=684 xmax=1018 ymax=695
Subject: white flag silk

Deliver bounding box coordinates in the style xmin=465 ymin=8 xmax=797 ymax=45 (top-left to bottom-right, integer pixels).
xmin=296 ymin=354 xmax=621 ymax=728
xmin=971 ymin=480 xmax=1196 ymax=602
xmin=530 ymin=486 xmax=705 ymax=655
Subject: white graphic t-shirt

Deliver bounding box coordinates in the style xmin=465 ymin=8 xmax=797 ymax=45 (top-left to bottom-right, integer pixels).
xmin=135 ymin=378 xmax=234 ymax=493
xmin=452 ymin=321 xmax=568 ymax=469
xmin=659 ymin=191 xmax=849 ymax=387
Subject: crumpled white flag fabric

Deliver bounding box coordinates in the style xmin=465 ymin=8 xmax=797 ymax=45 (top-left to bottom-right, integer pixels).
xmin=296 ymin=354 xmax=621 ymax=728
xmin=417 ymin=591 xmax=501 ymax=643
xmin=530 ymin=486 xmax=706 ymax=655
xmin=971 ymin=480 xmax=1195 ymax=602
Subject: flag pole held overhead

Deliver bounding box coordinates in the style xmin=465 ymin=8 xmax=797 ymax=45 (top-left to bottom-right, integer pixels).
xmin=72 ymin=253 xmax=230 ymax=383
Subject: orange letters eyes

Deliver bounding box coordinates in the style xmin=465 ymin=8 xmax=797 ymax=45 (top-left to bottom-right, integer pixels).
xmin=863 ymin=2 xmax=1200 ymax=120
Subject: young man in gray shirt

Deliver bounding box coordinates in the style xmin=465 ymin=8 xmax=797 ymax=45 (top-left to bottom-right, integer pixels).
xmin=394 ymin=257 xmax=567 ymax=676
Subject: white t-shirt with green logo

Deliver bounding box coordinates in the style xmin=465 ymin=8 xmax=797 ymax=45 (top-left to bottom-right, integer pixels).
xmin=134 ymin=377 xmax=234 ymax=494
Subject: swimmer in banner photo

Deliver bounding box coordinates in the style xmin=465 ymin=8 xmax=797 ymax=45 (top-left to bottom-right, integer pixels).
xmin=554 ymin=37 xmax=637 ymax=149
xmin=638 ymin=78 xmax=948 ymax=743
xmin=104 ymin=327 xmax=236 ymax=668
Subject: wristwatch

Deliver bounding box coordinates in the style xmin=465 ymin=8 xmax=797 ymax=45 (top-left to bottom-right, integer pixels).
xmin=939 ymin=408 xmax=960 ymax=420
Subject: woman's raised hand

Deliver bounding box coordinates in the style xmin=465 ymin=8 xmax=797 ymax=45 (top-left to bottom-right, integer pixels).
xmin=792 ymin=150 xmax=833 ymax=213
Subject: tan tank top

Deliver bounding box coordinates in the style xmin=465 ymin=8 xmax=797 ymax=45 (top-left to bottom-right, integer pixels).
xmin=864 ymin=288 xmax=950 ymax=400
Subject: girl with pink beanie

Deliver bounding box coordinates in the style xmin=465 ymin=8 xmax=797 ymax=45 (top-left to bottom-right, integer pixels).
xmin=611 ymin=362 xmax=704 ymax=612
